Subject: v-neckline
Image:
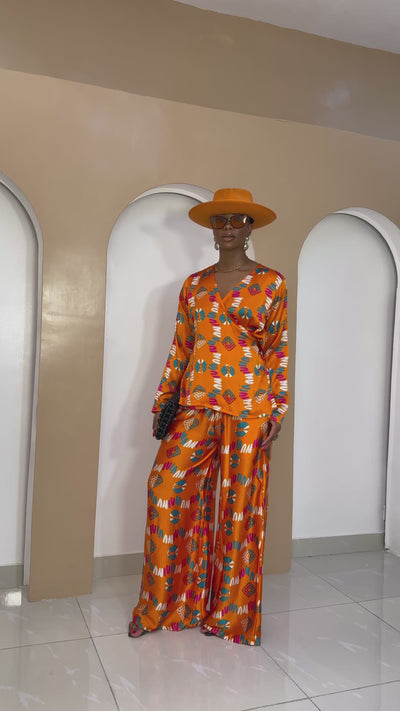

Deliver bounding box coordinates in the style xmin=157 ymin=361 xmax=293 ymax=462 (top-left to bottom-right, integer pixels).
xmin=212 ymin=264 xmax=259 ymax=302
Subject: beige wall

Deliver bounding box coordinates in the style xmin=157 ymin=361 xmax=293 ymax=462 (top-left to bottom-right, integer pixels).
xmin=1 ymin=66 xmax=400 ymax=599
xmin=1 ymin=0 xmax=400 ymax=600
xmin=1 ymin=0 xmax=400 ymax=140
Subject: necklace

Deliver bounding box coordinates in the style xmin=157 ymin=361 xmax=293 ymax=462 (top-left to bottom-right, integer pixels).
xmin=215 ymin=259 xmax=250 ymax=273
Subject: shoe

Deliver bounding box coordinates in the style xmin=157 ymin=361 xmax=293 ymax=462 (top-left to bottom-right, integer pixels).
xmin=128 ymin=621 xmax=146 ymax=638
xmin=200 ymin=625 xmax=214 ymax=637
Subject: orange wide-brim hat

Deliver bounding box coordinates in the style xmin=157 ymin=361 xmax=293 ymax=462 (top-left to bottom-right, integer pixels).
xmin=188 ymin=188 xmax=276 ymax=229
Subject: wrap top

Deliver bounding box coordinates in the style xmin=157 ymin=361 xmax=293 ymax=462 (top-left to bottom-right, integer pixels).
xmin=152 ymin=264 xmax=289 ymax=422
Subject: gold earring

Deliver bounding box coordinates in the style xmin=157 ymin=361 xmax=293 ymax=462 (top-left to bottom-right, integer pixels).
xmin=214 ymin=240 xmax=219 ymax=250
xmin=244 ymin=237 xmax=249 ymax=251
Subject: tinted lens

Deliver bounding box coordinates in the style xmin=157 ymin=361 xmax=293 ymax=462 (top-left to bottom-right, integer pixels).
xmin=211 ymin=215 xmax=227 ymax=229
xmin=211 ymin=214 xmax=248 ymax=229
xmin=230 ymin=214 xmax=247 ymax=228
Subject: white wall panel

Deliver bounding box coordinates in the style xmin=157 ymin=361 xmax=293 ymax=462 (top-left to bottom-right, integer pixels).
xmin=95 ymin=189 xmax=234 ymax=557
xmin=0 ymin=184 xmax=37 ymax=566
xmin=293 ymin=213 xmax=396 ymax=539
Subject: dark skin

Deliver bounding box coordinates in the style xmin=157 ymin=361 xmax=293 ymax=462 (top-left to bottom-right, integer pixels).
xmin=152 ymin=213 xmax=281 ymax=449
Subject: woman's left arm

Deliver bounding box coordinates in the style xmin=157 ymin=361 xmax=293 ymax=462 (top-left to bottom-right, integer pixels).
xmin=263 ymin=275 xmax=289 ymax=430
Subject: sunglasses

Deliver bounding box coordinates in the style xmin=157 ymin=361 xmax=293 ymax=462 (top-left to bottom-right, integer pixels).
xmin=210 ymin=214 xmax=253 ymax=229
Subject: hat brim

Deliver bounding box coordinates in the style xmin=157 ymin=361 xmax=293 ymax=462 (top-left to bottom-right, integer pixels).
xmin=188 ymin=200 xmax=276 ymax=229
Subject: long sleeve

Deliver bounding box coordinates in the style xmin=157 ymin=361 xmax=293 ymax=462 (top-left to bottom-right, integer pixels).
xmin=152 ymin=282 xmax=194 ymax=413
xmin=263 ymin=276 xmax=289 ymax=424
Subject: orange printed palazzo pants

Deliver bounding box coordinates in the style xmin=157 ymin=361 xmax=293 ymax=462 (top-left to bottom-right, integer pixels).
xmin=132 ymin=407 xmax=271 ymax=646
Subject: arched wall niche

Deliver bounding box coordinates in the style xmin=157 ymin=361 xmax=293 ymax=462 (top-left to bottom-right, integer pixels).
xmin=94 ymin=182 xmax=257 ymax=575
xmin=0 ymin=171 xmax=43 ymax=587
xmin=293 ymin=207 xmax=400 ymax=557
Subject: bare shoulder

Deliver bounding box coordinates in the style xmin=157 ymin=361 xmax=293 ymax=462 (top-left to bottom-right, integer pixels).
xmin=248 ymin=259 xmax=260 ymax=269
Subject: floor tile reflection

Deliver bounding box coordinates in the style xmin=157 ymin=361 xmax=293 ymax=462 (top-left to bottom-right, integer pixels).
xmin=253 ymin=701 xmax=318 ymax=711
xmin=298 ymin=551 xmax=392 ymax=574
xmin=79 ymin=593 xmax=134 ymax=637
xmin=298 ymin=551 xmax=400 ymax=602
xmin=361 ymin=596 xmax=400 ymax=632
xmin=78 ymin=574 xmax=141 ymax=601
xmin=95 ymin=627 xmax=305 ymax=711
xmin=262 ymin=568 xmax=351 ymax=614
xmin=313 ymin=680 xmax=400 ymax=710
xmin=0 ymin=638 xmax=118 ymax=710
xmin=262 ymin=602 xmax=400 ymax=696
xmin=2 ymin=551 xmax=400 ymax=711
xmin=0 ymin=590 xmax=89 ymax=649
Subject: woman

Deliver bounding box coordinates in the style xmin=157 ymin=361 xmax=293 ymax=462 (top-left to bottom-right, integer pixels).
xmin=129 ymin=188 xmax=288 ymax=646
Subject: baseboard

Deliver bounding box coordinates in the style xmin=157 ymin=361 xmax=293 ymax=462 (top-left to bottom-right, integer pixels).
xmin=0 ymin=564 xmax=24 ymax=589
xmin=95 ymin=537 xmax=386 ymax=579
xmin=93 ymin=553 xmax=144 ymax=579
xmin=0 ymin=555 xmax=143 ymax=590
xmin=292 ymin=533 xmax=385 ymax=557
xmin=2 ymin=537 xmax=385 ymax=590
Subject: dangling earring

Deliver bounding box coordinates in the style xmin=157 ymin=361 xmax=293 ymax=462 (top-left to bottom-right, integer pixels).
xmin=214 ymin=239 xmax=219 ymax=250
xmin=244 ymin=236 xmax=249 ymax=251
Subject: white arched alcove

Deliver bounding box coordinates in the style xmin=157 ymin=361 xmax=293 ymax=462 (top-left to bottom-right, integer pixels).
xmin=293 ymin=208 xmax=400 ymax=557
xmin=94 ymin=184 xmax=256 ymax=572
xmin=0 ymin=173 xmax=43 ymax=588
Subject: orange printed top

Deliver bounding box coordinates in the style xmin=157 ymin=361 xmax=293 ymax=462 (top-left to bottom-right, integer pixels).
xmin=152 ymin=265 xmax=289 ymax=422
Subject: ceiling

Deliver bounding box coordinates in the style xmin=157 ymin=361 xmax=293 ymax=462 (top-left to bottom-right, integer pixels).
xmin=174 ymin=0 xmax=400 ymax=54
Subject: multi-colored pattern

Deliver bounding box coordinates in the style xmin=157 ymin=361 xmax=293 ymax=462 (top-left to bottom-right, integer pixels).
xmin=132 ymin=407 xmax=270 ymax=646
xmin=152 ymin=265 xmax=289 ymax=422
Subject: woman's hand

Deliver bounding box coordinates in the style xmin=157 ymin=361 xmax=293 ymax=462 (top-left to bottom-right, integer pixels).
xmin=152 ymin=412 xmax=160 ymax=436
xmin=262 ymin=420 xmax=281 ymax=450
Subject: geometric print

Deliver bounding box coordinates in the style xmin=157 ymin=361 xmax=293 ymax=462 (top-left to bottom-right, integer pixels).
xmin=132 ymin=407 xmax=271 ymax=646
xmin=152 ymin=265 xmax=289 ymax=422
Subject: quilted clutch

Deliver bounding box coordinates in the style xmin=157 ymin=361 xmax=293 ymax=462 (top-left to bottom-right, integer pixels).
xmin=154 ymin=392 xmax=180 ymax=440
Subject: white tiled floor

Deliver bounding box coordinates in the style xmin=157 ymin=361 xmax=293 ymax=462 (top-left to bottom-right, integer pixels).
xmin=2 ymin=551 xmax=400 ymax=710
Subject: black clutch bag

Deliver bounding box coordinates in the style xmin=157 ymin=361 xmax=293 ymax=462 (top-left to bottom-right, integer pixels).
xmin=154 ymin=392 xmax=180 ymax=440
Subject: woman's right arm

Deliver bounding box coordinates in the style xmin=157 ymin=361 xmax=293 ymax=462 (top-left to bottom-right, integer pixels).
xmin=152 ymin=280 xmax=194 ymax=417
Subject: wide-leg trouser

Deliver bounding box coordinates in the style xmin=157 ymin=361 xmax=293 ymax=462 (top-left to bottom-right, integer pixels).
xmin=132 ymin=407 xmax=271 ymax=646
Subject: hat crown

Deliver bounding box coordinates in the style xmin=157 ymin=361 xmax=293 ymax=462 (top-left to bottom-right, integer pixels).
xmin=188 ymin=187 xmax=276 ymax=229
xmin=213 ymin=188 xmax=253 ymax=205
